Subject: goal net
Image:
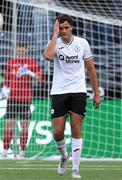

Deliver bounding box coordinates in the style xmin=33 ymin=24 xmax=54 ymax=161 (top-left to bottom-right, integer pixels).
xmin=0 ymin=0 xmax=122 ymax=159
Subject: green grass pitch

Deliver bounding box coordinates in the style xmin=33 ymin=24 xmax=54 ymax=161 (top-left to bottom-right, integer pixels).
xmin=0 ymin=160 xmax=122 ymax=180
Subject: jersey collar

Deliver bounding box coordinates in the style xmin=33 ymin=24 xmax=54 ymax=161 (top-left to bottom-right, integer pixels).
xmin=61 ymin=36 xmax=74 ymax=45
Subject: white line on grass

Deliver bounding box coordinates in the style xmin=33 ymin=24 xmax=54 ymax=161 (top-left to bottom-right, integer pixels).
xmin=4 ymin=164 xmax=122 ymax=168
xmin=0 ymin=167 xmax=122 ymax=171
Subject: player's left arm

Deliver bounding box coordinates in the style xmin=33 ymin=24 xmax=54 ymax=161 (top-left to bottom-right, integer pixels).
xmin=85 ymin=58 xmax=101 ymax=108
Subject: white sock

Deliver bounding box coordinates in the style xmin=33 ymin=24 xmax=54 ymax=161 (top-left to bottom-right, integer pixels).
xmin=2 ymin=149 xmax=7 ymax=157
xmin=19 ymin=150 xmax=25 ymax=157
xmin=55 ymin=138 xmax=68 ymax=159
xmin=72 ymin=138 xmax=83 ymax=171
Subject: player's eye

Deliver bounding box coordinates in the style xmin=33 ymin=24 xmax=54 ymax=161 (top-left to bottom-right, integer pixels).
xmin=60 ymin=26 xmax=70 ymax=30
xmin=65 ymin=26 xmax=69 ymax=29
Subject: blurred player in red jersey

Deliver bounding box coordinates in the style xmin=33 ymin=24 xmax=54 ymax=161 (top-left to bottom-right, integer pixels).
xmin=1 ymin=42 xmax=43 ymax=158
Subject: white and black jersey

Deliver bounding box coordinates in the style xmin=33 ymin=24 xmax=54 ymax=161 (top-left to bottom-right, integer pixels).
xmin=50 ymin=36 xmax=93 ymax=95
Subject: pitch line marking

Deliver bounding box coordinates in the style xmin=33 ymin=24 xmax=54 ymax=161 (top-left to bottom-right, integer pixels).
xmin=0 ymin=167 xmax=122 ymax=171
xmin=4 ymin=164 xmax=122 ymax=168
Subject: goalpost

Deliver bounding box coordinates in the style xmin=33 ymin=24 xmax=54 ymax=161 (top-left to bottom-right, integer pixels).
xmin=0 ymin=0 xmax=122 ymax=159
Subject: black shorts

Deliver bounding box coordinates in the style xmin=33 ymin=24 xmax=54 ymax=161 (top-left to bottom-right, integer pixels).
xmin=51 ymin=93 xmax=87 ymax=119
xmin=6 ymin=100 xmax=31 ymax=120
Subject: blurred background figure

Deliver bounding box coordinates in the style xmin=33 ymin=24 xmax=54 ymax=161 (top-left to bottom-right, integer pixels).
xmin=1 ymin=42 xmax=44 ymax=158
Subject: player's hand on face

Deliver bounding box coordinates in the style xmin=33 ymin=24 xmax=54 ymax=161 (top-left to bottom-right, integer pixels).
xmin=54 ymin=19 xmax=60 ymax=37
xmin=93 ymin=95 xmax=101 ymax=109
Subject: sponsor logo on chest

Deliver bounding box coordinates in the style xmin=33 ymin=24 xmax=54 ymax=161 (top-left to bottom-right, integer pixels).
xmin=58 ymin=54 xmax=80 ymax=63
xmin=58 ymin=45 xmax=81 ymax=63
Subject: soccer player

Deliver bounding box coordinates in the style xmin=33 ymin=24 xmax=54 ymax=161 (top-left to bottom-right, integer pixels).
xmin=43 ymin=15 xmax=101 ymax=178
xmin=1 ymin=42 xmax=43 ymax=158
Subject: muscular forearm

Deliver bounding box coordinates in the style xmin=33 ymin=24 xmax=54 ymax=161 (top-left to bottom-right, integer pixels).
xmin=44 ymin=19 xmax=59 ymax=60
xmin=88 ymin=68 xmax=100 ymax=96
xmin=86 ymin=59 xmax=101 ymax=108
xmin=86 ymin=59 xmax=100 ymax=96
xmin=88 ymin=67 xmax=101 ymax=108
xmin=43 ymin=32 xmax=58 ymax=60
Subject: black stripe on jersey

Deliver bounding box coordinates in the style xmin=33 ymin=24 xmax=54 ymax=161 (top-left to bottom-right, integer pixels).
xmin=84 ymin=56 xmax=93 ymax=61
xmin=68 ymin=36 xmax=74 ymax=45
xmin=61 ymin=36 xmax=74 ymax=45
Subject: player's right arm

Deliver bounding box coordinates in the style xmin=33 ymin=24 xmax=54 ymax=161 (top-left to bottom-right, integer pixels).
xmin=43 ymin=19 xmax=59 ymax=61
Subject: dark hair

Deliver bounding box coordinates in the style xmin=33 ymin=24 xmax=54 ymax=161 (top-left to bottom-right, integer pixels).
xmin=57 ymin=14 xmax=73 ymax=25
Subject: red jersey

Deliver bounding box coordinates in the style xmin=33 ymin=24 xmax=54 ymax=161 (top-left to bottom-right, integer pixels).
xmin=3 ymin=57 xmax=42 ymax=102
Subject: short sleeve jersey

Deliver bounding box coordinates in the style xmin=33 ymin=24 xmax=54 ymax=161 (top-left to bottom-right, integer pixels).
xmin=3 ymin=58 xmax=41 ymax=102
xmin=50 ymin=36 xmax=93 ymax=95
